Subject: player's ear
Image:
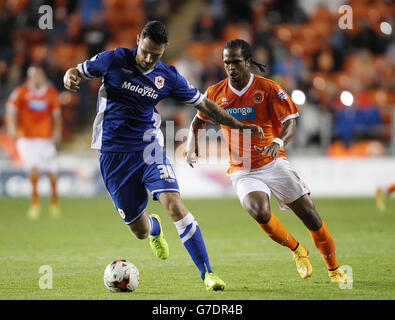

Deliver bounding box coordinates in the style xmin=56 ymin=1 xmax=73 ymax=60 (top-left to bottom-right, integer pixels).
xmin=136 ymin=33 xmax=140 ymax=46
xmin=246 ymin=58 xmax=251 ymax=68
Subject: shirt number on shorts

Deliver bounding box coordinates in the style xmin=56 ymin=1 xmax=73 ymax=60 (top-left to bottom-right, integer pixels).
xmin=157 ymin=165 xmax=176 ymax=179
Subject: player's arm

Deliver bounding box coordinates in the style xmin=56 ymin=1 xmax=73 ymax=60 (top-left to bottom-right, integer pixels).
xmin=5 ymin=89 xmax=21 ymax=140
xmin=5 ymin=104 xmax=18 ymax=140
xmin=185 ymin=114 xmax=207 ymax=168
xmin=195 ymin=97 xmax=263 ymax=137
xmin=52 ymin=110 xmax=63 ymax=145
xmin=254 ymin=118 xmax=296 ymax=159
xmin=64 ymin=51 xmax=114 ymax=92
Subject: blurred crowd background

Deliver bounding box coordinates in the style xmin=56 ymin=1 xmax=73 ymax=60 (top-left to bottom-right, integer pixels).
xmin=0 ymin=0 xmax=394 ymax=162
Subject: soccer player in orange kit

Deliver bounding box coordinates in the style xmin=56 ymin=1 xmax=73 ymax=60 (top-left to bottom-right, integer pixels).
xmin=5 ymin=65 xmax=62 ymax=219
xmin=186 ymin=39 xmax=351 ymax=284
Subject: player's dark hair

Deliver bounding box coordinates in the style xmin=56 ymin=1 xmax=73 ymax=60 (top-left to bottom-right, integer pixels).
xmin=141 ymin=20 xmax=169 ymax=45
xmin=223 ymin=39 xmax=267 ymax=74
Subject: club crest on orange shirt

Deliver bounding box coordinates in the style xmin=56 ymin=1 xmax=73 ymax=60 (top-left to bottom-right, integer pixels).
xmin=253 ymin=90 xmax=264 ymax=103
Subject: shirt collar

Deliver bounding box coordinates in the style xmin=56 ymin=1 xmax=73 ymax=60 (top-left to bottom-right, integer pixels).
xmin=228 ymin=73 xmax=254 ymax=96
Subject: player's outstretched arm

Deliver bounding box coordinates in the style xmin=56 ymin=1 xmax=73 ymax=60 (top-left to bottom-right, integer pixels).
xmin=186 ymin=115 xmax=206 ymax=168
xmin=195 ymin=97 xmax=263 ymax=138
xmin=63 ymin=67 xmax=82 ymax=93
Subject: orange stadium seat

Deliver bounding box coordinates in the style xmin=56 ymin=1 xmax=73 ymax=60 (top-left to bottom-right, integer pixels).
xmin=113 ymin=26 xmax=141 ymax=45
xmin=312 ymin=21 xmax=333 ymax=38
xmin=221 ymin=23 xmax=252 ymax=43
xmin=106 ymin=9 xmax=145 ymax=27
xmin=332 ymin=72 xmax=352 ymax=90
xmin=52 ymin=44 xmax=88 ymax=72
xmin=311 ymin=6 xmax=334 ymax=23
xmin=273 ymin=24 xmax=295 ymax=44
xmin=326 ymin=141 xmax=349 ymax=158
xmin=295 ymin=24 xmax=318 ymax=43
xmin=186 ymin=42 xmax=213 ymax=66
xmin=29 ymin=44 xmax=49 ymax=63
xmin=103 ymin=0 xmax=143 ymax=10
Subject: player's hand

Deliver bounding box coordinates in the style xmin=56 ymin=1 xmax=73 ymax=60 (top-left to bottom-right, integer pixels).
xmin=185 ymin=144 xmax=199 ymax=168
xmin=241 ymin=124 xmax=264 ymax=138
xmin=254 ymin=142 xmax=280 ymax=159
xmin=52 ymin=130 xmax=62 ymax=145
xmin=63 ymin=68 xmax=82 ymax=92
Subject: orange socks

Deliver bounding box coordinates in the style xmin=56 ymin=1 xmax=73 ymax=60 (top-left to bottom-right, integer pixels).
xmin=258 ymin=212 xmax=339 ymax=271
xmin=309 ymin=220 xmax=338 ymax=270
xmin=257 ymin=211 xmax=298 ymax=251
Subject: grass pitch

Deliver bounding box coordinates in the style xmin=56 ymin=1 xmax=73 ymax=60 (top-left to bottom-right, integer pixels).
xmin=0 ymin=196 xmax=394 ymax=300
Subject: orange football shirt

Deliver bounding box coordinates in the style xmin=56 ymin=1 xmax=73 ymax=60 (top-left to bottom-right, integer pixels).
xmin=6 ymin=85 xmax=60 ymax=139
xmin=197 ymin=73 xmax=299 ymax=174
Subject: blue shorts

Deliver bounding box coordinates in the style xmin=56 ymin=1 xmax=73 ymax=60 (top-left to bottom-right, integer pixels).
xmin=99 ymin=149 xmax=179 ymax=225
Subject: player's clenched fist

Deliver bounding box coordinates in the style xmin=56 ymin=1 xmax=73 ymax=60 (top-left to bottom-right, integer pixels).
xmin=63 ymin=68 xmax=82 ymax=92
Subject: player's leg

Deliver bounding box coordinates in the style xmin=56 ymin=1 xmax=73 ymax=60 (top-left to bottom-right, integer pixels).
xmin=99 ymin=151 xmax=168 ymax=257
xmin=143 ymin=149 xmax=225 ymax=289
xmin=158 ymin=192 xmax=225 ymax=290
xmin=241 ymin=190 xmax=312 ymax=279
xmin=16 ymin=138 xmax=41 ymax=219
xmin=231 ymin=168 xmax=312 ymax=279
xmin=27 ymin=166 xmax=41 ymax=219
xmin=33 ymin=138 xmax=60 ymax=218
xmin=287 ymin=195 xmax=351 ymax=283
xmin=256 ymin=158 xmax=317 ymax=278
xmin=242 ymin=191 xmax=298 ymax=250
xmin=47 ymin=171 xmax=60 ymax=218
xmin=376 ymin=183 xmax=394 ymax=212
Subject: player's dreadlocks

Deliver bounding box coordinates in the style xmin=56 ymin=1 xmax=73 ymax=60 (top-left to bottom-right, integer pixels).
xmin=223 ymin=39 xmax=267 ymax=74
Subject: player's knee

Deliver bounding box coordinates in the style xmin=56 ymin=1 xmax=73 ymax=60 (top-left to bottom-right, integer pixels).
xmin=243 ymin=198 xmax=270 ymax=224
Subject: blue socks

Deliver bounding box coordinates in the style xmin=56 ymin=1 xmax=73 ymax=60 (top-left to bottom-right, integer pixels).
xmin=174 ymin=212 xmax=212 ymax=279
xmin=148 ymin=215 xmax=161 ymax=236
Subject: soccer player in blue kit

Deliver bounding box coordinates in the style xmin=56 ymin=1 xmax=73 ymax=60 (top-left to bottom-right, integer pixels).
xmin=63 ymin=21 xmax=263 ymax=290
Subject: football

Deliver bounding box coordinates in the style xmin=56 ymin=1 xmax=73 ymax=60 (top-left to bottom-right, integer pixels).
xmin=103 ymin=259 xmax=139 ymax=292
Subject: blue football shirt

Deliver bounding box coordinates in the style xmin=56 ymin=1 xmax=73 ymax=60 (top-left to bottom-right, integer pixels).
xmin=77 ymin=47 xmax=204 ymax=152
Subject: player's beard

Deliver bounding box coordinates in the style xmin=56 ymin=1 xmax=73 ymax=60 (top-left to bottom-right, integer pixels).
xmin=229 ymin=72 xmax=240 ymax=82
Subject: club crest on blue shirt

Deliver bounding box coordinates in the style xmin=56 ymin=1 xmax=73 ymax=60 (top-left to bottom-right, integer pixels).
xmin=154 ymin=75 xmax=165 ymax=90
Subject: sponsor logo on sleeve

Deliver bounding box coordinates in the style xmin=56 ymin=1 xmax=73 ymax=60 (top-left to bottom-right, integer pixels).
xmin=277 ymin=89 xmax=288 ymax=100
